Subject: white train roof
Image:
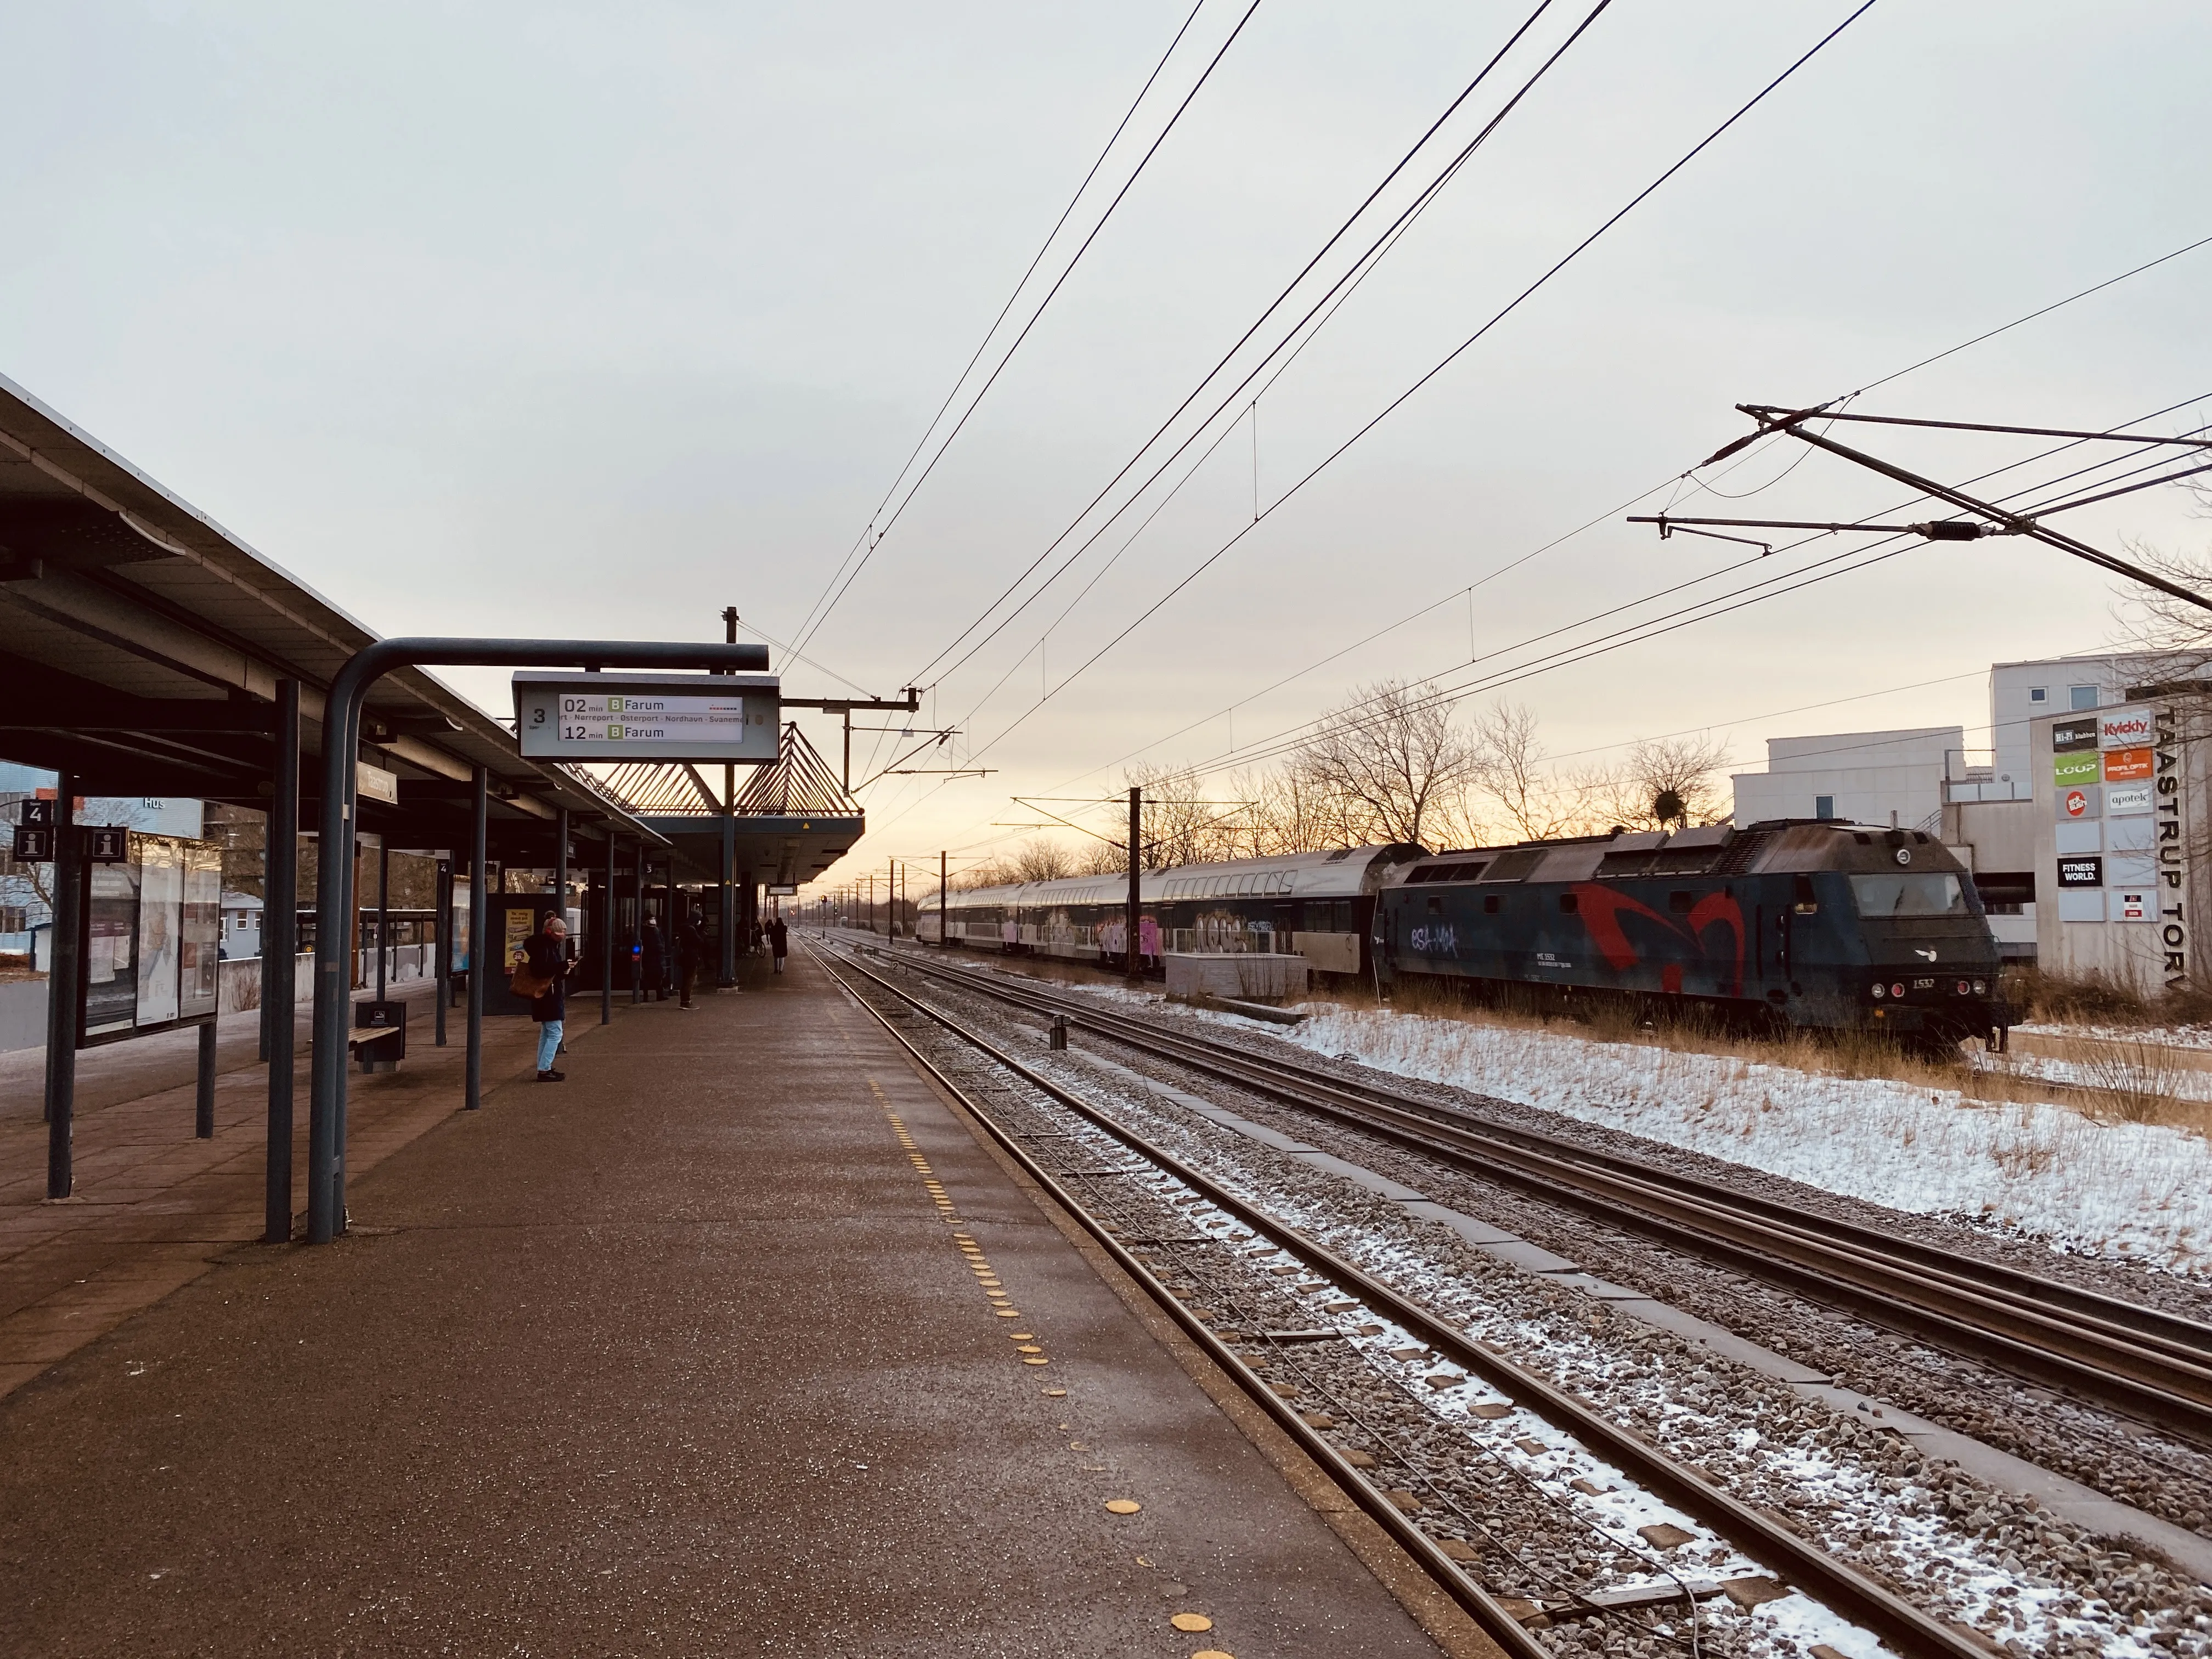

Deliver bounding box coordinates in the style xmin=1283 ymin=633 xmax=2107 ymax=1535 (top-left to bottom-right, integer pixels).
xmin=941 ymin=844 xmax=1421 ymax=909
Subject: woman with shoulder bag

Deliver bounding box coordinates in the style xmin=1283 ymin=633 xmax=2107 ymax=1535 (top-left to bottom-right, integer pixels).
xmin=513 ymin=914 xmax=573 ymax=1081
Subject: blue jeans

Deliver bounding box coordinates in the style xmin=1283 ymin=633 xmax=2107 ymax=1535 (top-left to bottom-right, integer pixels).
xmin=537 ymin=1019 xmax=563 ymax=1072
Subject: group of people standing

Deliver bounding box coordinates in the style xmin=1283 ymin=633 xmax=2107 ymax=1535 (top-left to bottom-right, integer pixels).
xmin=516 ymin=906 xmax=789 ymax=1082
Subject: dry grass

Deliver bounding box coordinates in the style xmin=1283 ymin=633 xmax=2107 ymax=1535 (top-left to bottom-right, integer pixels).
xmin=2006 ymin=964 xmax=2212 ymax=1030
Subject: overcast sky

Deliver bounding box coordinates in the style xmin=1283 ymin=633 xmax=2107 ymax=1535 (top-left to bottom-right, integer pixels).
xmin=5 ymin=1 xmax=2208 ymax=877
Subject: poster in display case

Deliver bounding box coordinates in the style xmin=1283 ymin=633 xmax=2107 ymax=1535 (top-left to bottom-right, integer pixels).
xmin=77 ymin=833 xmax=224 ymax=1047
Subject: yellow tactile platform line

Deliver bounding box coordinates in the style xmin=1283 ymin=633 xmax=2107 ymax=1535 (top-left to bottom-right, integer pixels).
xmin=866 ymin=1075 xmax=1056 ymax=1378
xmin=851 ymin=1035 xmax=1235 ymax=1656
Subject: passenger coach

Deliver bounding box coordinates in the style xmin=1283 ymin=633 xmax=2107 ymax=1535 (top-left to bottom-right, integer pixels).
xmin=918 ymin=844 xmax=1423 ymax=980
xmin=1374 ymin=820 xmax=2008 ymax=1045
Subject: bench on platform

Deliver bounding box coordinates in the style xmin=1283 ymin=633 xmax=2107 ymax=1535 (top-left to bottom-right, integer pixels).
xmin=348 ymin=1000 xmax=409 ymax=1073
xmin=348 ymin=1025 xmax=404 ymax=1073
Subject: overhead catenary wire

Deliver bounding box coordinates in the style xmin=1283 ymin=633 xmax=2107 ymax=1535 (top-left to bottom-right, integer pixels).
xmin=783 ymin=0 xmax=1250 ymax=658
xmin=953 ymin=1 xmax=1881 ymax=771
xmin=1022 ymin=361 xmax=2212 ymax=809
xmin=1161 ymin=404 xmax=2212 ymax=778
xmin=868 ymin=58 xmax=2207 ymax=851
xmin=904 ymin=0 xmax=1595 ymax=689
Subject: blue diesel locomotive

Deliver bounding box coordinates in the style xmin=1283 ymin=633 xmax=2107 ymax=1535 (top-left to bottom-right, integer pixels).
xmin=1374 ymin=820 xmax=2008 ymax=1044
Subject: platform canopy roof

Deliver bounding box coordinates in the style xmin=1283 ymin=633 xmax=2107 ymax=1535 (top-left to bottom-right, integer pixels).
xmin=0 ymin=372 xmax=665 ymax=861
xmin=591 ymin=725 xmax=865 ymax=889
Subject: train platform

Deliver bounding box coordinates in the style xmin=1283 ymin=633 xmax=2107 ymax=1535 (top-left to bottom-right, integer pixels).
xmin=0 ymin=951 xmax=1479 ymax=1657
xmin=0 ymin=975 xmax=542 ymax=1401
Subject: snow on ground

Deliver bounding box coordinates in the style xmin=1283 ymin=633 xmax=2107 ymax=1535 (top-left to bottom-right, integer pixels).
xmin=1273 ymin=1005 xmax=2212 ymax=1278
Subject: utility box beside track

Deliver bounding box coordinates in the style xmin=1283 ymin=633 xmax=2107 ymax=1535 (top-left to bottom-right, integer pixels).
xmin=1166 ymin=952 xmax=1309 ymax=1004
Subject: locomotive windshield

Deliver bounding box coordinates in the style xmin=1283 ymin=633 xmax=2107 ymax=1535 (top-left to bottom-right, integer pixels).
xmin=1849 ymin=872 xmax=1971 ymax=917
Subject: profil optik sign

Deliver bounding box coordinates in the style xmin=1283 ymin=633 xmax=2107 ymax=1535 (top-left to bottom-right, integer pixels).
xmin=2101 ymin=705 xmax=2155 ymax=785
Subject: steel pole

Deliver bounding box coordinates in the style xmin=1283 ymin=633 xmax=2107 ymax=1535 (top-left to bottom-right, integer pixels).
xmin=433 ymin=859 xmax=450 ymax=1047
xmin=719 ymin=805 xmax=735 ymax=986
xmin=374 ymin=837 xmax=390 ymax=1002
xmin=601 ymin=832 xmax=616 ymax=1025
xmin=665 ymin=857 xmax=679 ymax=998
xmin=939 ymin=850 xmax=947 ymax=949
xmin=1126 ymin=786 xmax=1142 ymax=985
xmin=304 ymin=636 xmax=765 ymax=1243
xmin=554 ymin=806 xmax=568 ymax=927
xmin=264 ymin=679 xmax=300 ymax=1242
xmin=44 ymin=775 xmax=81 ymax=1197
xmin=466 ymin=764 xmax=487 ymax=1113
xmin=195 ymin=1019 xmax=217 ymax=1139
xmin=631 ymin=845 xmax=644 ymax=1003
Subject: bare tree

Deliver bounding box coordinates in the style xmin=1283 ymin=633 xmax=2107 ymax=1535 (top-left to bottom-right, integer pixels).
xmin=962 ymin=836 xmax=1084 ymax=888
xmin=1597 ymin=732 xmax=1734 ymax=830
xmin=1467 ymin=701 xmax=1607 ymax=841
xmin=1289 ymin=679 xmax=1479 ymax=850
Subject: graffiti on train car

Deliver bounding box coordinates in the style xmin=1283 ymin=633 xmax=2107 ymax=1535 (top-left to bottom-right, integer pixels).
xmin=1568 ymin=883 xmax=1745 ymax=996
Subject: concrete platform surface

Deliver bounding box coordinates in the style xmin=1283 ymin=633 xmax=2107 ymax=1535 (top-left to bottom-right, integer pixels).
xmin=0 ymin=952 xmax=1447 ymax=1657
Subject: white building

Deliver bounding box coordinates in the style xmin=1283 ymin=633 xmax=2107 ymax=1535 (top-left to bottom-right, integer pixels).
xmin=1730 ymin=727 xmax=1958 ymax=833
xmin=1730 ymin=651 xmax=2211 ymax=970
xmin=1973 ymin=652 xmax=2185 ymax=802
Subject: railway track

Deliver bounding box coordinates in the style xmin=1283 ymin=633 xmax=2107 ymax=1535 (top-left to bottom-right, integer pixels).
xmin=818 ymin=940 xmax=2001 ymax=1659
xmin=843 ymin=936 xmax=2212 ymax=1451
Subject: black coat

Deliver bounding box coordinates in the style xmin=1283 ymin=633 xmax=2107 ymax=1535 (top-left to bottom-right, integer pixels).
xmin=641 ymin=922 xmax=665 ymax=979
xmin=523 ymin=933 xmax=569 ymax=1022
xmin=768 ymin=920 xmax=788 ymax=959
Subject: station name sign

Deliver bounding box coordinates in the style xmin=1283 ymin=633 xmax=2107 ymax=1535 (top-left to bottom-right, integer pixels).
xmin=513 ymin=672 xmax=780 ymax=764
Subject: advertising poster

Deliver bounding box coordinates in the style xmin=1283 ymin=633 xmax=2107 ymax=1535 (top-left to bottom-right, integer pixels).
xmin=451 ymin=876 xmax=471 ymax=972
xmin=179 ymin=843 xmax=220 ymax=1018
xmin=2103 ymin=748 xmax=2153 ymax=783
xmin=83 ymin=863 xmax=140 ymax=1037
xmin=135 ymin=838 xmax=182 ymax=1026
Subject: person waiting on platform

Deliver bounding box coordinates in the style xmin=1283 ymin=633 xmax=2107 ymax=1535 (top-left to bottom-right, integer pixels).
xmin=768 ymin=913 xmax=788 ymax=974
xmin=677 ymin=907 xmax=707 ymax=1008
xmin=640 ymin=915 xmax=666 ymax=1002
xmin=514 ymin=913 xmax=573 ymax=1082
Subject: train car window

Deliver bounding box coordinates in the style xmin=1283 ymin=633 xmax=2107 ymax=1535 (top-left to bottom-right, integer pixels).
xmin=1334 ymin=899 xmax=1353 ymax=930
xmin=1850 ymin=873 xmax=1968 ymax=917
xmin=1558 ymin=893 xmax=1577 ymax=913
xmin=1792 ymin=874 xmax=1819 ymax=915
xmin=1482 ymin=895 xmax=1501 ymax=915
xmin=1667 ymin=891 xmax=1694 ymax=913
xmin=1426 ymin=896 xmax=1443 ymax=914
xmin=1852 ymin=832 xmax=1871 ymax=845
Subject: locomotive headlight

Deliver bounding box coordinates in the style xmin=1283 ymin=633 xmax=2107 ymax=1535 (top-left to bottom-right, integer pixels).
xmin=1973 ymin=979 xmax=1987 ymax=996
xmin=1891 ymin=982 xmax=1906 ymax=1000
xmin=1871 ymin=983 xmax=1884 ymax=998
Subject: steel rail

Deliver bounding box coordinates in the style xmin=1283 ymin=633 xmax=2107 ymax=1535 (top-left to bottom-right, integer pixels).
xmin=865 ymin=941 xmax=2212 ymax=1444
xmin=806 ymin=950 xmax=1551 ymax=1659
xmin=904 ymin=946 xmax=2212 ymax=1362
xmin=822 ymin=943 xmax=1990 ymax=1659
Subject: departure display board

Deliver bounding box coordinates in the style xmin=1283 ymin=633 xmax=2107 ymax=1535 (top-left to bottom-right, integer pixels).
xmin=514 ymin=672 xmax=780 ymax=763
